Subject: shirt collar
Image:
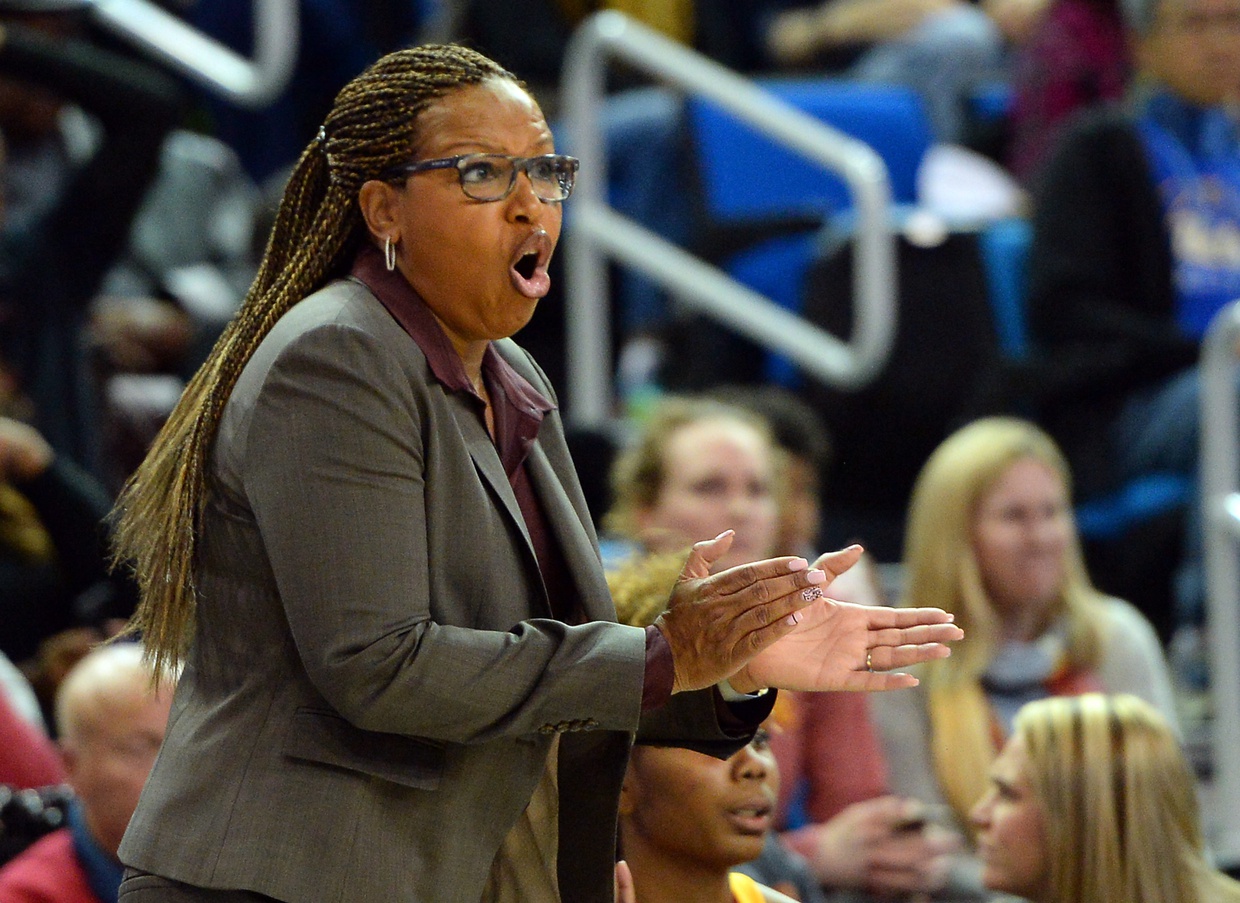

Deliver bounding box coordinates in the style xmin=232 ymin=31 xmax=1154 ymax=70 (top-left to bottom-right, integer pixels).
xmin=349 ymin=242 xmax=555 ymax=423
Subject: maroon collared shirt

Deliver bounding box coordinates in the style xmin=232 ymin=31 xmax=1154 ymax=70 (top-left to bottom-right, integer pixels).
xmin=349 ymin=244 xmax=673 ymax=709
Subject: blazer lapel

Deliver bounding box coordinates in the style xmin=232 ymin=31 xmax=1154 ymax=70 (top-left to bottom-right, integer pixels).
xmin=453 ymin=400 xmax=554 ymax=619
xmin=462 ymin=420 xmax=526 ymax=540
xmin=526 ymin=444 xmax=615 ymax=623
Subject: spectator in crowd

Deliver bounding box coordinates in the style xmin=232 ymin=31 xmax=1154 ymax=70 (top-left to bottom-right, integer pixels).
xmin=1024 ymin=0 xmax=1240 ymax=633
xmin=870 ymin=417 xmax=1176 ymax=896
xmin=619 ymin=718 xmax=802 ymax=903
xmin=604 ymin=395 xmax=961 ymax=900
xmin=1005 ymin=0 xmax=1130 ymax=181
xmin=0 ymin=650 xmax=43 ymax=731
xmin=971 ymin=693 xmax=1240 ymax=903
xmin=0 ymin=683 xmax=63 ymax=791
xmin=0 ymin=4 xmax=264 ymax=493
xmin=704 ymin=385 xmax=834 ymax=561
xmin=0 ymin=415 xmax=133 ymax=673
xmin=603 ymin=396 xmax=784 ymax=573
xmin=0 ymin=11 xmax=183 ymax=477
xmin=762 ymin=0 xmax=1008 ymax=143
xmin=0 ymin=642 xmax=174 ymax=903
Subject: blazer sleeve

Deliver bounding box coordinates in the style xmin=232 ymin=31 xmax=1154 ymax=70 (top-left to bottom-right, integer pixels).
xmin=238 ymin=318 xmax=648 ymax=745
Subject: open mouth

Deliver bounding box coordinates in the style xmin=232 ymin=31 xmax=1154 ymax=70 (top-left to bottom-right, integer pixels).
xmin=726 ymin=804 xmax=773 ymax=834
xmin=732 ymin=805 xmax=771 ymax=818
xmin=514 ymin=251 xmax=538 ymax=281
xmin=509 ymin=231 xmax=553 ymax=299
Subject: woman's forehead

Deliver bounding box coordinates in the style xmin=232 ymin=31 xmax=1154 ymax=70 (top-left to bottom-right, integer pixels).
xmin=413 ymin=80 xmax=550 ymax=154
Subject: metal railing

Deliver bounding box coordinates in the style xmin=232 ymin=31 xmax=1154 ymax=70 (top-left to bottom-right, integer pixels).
xmin=559 ymin=12 xmax=897 ymax=427
xmin=86 ymin=0 xmax=298 ymax=108
xmin=1201 ymin=299 xmax=1240 ymax=865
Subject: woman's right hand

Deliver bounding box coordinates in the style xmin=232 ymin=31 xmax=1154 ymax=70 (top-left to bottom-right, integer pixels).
xmin=653 ymin=531 xmax=850 ymax=693
xmin=792 ymin=796 xmax=962 ymax=894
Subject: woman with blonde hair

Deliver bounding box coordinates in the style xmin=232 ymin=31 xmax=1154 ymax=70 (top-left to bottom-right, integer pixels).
xmin=603 ymin=396 xmax=784 ymax=573
xmin=869 ymin=417 xmax=1175 ymax=886
xmin=971 ymin=693 xmax=1240 ymax=903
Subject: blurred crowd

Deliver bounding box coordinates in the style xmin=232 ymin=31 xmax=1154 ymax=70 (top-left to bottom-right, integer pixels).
xmin=1 ymin=0 xmax=1238 ymax=900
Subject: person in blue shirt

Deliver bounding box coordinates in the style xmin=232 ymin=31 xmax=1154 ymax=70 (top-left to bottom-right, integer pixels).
xmin=1025 ymin=0 xmax=1240 ymax=637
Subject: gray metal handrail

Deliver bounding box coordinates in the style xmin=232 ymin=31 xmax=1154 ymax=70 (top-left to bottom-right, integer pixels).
xmin=86 ymin=0 xmax=298 ymax=108
xmin=560 ymin=11 xmax=897 ymax=427
xmin=1201 ymin=299 xmax=1240 ymax=865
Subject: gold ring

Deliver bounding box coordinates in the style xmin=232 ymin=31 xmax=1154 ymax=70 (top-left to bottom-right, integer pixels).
xmin=866 ymin=651 xmax=874 ymax=672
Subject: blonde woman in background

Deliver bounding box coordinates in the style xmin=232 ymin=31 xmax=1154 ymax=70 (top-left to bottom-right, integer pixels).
xmin=603 ymin=397 xmax=784 ymax=575
xmin=870 ymin=416 xmax=1175 ymax=895
xmin=971 ymin=693 xmax=1240 ymax=903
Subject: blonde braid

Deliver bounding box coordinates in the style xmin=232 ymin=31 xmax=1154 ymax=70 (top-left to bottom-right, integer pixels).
xmin=112 ymin=45 xmax=517 ymax=676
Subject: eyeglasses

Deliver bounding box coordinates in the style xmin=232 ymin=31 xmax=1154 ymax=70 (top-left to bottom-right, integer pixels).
xmin=382 ymin=153 xmax=579 ymax=203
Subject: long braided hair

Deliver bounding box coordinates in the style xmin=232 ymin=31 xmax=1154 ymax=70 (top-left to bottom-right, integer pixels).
xmin=112 ymin=45 xmax=517 ymax=677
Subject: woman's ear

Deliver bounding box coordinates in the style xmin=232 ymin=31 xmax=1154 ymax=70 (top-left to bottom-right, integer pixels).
xmin=357 ymin=179 xmax=401 ymax=245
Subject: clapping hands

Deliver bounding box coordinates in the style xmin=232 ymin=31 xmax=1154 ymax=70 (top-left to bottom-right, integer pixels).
xmin=655 ymin=534 xmax=962 ymax=696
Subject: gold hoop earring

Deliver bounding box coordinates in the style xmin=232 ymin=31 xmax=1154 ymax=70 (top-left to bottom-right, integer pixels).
xmin=384 ymin=236 xmax=397 ymax=272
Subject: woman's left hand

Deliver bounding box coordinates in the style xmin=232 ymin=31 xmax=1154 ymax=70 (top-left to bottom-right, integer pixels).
xmin=727 ymin=547 xmax=963 ymax=693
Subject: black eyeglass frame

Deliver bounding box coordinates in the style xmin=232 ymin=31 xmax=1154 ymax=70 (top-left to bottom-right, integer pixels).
xmin=380 ymin=153 xmax=580 ymax=203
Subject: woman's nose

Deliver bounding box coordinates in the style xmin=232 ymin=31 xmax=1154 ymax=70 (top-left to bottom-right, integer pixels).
xmin=1032 ymin=514 xmax=1067 ymax=545
xmin=732 ymin=745 xmax=770 ymax=781
xmin=969 ymin=794 xmax=992 ymax=828
xmin=505 ymin=171 xmax=543 ymax=222
xmin=727 ymin=491 xmax=754 ymax=519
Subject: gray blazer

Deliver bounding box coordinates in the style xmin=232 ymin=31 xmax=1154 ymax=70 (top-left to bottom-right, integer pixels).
xmin=119 ymin=278 xmax=748 ymax=902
